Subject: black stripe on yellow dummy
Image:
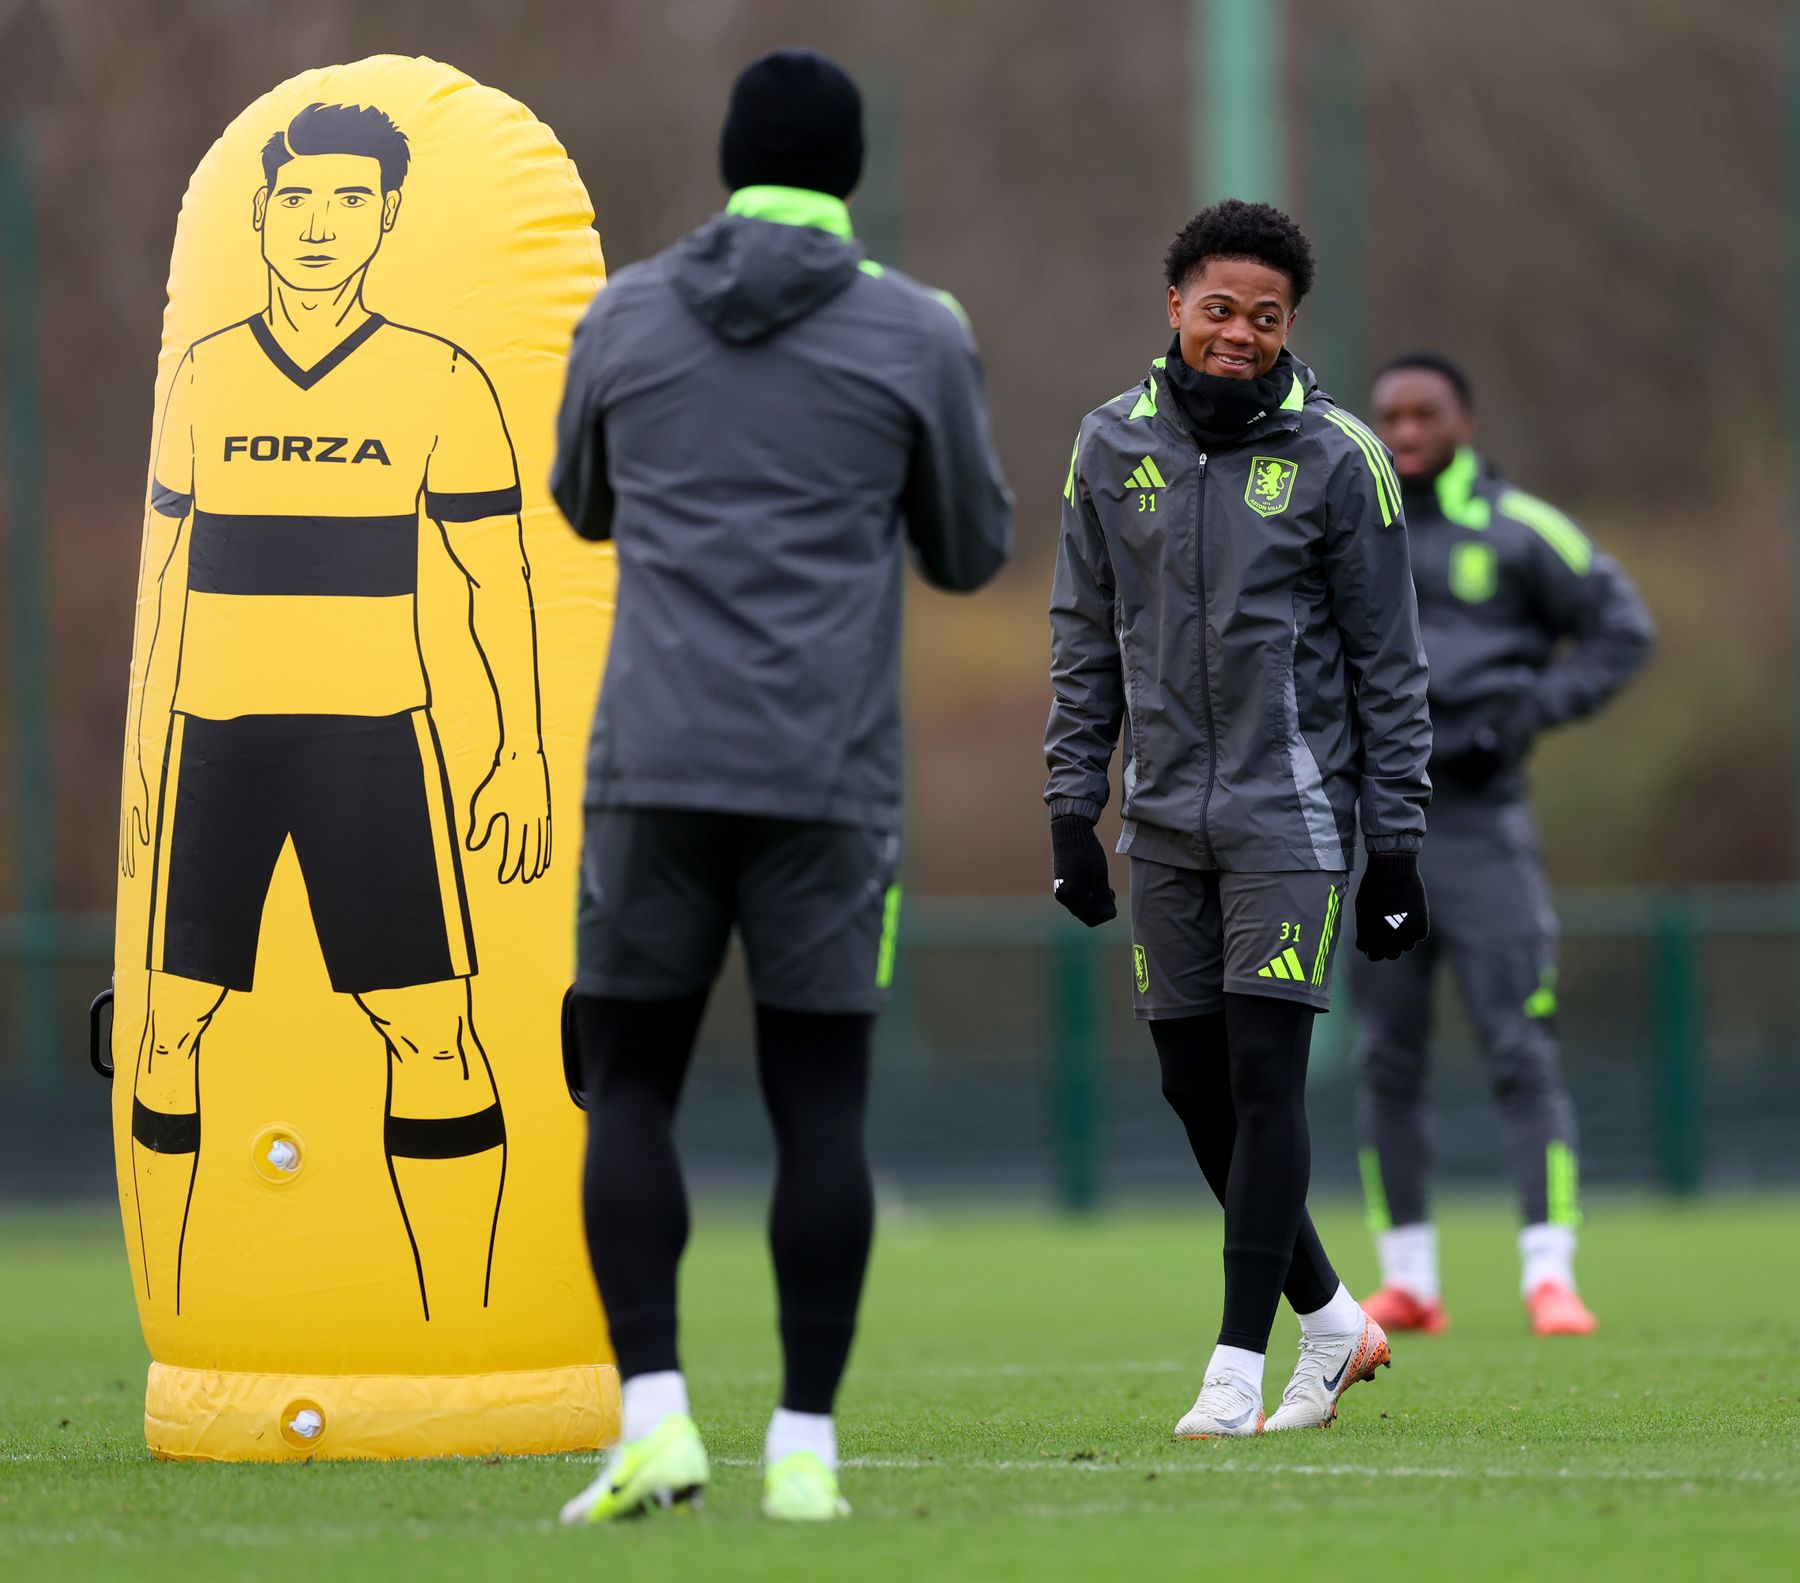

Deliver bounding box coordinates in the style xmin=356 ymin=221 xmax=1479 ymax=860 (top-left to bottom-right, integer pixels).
xmin=133 ymin=1098 xmax=201 ymax=1154
xmin=385 ymin=1104 xmax=506 ymax=1159
xmin=146 ymin=713 xmax=186 ymax=972
xmin=424 ymin=486 xmax=522 ymax=522
xmin=187 ymin=511 xmax=419 ymax=596
xmin=411 ymin=710 xmax=476 ymax=977
xmin=151 ymin=480 xmax=192 ymax=518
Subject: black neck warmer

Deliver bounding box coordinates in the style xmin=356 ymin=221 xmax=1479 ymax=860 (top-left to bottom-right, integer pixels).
xmin=1162 ymin=337 xmax=1298 ymax=447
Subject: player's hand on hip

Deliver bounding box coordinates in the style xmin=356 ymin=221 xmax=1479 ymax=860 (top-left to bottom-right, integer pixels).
xmin=1050 ymin=814 xmax=1117 ymax=928
xmin=467 ymin=744 xmax=553 ymax=884
xmin=1439 ymin=689 xmax=1543 ymax=791
xmin=1354 ymin=851 xmax=1429 ymax=960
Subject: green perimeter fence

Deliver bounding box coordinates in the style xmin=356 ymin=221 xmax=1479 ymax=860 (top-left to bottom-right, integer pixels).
xmin=1 ymin=885 xmax=1792 ymax=1208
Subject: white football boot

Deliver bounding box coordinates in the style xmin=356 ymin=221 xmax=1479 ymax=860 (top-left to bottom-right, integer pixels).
xmin=1173 ymin=1376 xmax=1265 ymax=1439
xmin=1264 ymin=1312 xmax=1392 ymax=1431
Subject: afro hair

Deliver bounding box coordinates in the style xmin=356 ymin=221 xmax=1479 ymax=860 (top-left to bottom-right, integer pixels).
xmin=1164 ymin=198 xmax=1315 ymax=305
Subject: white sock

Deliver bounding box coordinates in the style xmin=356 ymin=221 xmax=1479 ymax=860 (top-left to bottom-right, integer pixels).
xmin=1297 ymin=1281 xmax=1364 ymax=1338
xmin=620 ymin=1370 xmax=688 ymax=1443
xmin=1376 ymin=1222 xmax=1440 ymax=1302
xmin=1519 ymin=1223 xmax=1576 ymax=1296
xmin=1205 ymin=1343 xmax=1265 ymax=1394
xmin=766 ymin=1408 xmax=837 ymax=1470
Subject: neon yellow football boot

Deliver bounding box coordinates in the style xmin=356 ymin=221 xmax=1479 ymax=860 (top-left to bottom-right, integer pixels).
xmin=559 ymin=1414 xmax=709 ymax=1524
xmin=762 ymin=1450 xmax=851 ymax=1521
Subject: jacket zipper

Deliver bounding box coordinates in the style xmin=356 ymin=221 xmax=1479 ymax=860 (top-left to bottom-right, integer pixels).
xmin=1192 ymin=448 xmax=1217 ymax=866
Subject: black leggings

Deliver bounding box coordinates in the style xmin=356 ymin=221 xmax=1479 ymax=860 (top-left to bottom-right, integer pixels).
xmin=577 ymin=994 xmax=875 ymax=1415
xmin=1151 ymin=996 xmax=1339 ymax=1351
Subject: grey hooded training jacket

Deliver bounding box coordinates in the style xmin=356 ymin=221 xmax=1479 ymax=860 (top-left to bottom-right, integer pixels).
xmin=1045 ymin=351 xmax=1431 ymax=872
xmin=1405 ymin=445 xmax=1653 ymax=791
xmin=552 ymin=186 xmax=1012 ymax=831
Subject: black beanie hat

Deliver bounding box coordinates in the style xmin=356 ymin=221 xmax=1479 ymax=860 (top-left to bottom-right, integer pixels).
xmin=720 ymin=48 xmax=864 ymax=200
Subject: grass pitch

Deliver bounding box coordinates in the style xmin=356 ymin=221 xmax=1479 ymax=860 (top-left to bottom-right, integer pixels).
xmin=2 ymin=1196 xmax=1795 ymax=1581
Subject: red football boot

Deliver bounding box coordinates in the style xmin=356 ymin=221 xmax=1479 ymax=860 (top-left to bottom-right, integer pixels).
xmin=1527 ymin=1280 xmax=1598 ymax=1336
xmin=1360 ymin=1286 xmax=1449 ymax=1335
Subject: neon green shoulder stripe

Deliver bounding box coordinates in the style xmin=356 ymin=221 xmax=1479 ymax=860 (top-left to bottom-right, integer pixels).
xmin=1357 ymin=415 xmax=1402 ymax=513
xmin=1063 ymin=434 xmax=1081 ymax=504
xmin=1321 ymin=409 xmax=1396 ymax=525
xmin=1325 ymin=407 xmax=1402 ymax=507
xmin=853 ymin=256 xmax=968 ymax=330
xmin=930 ymin=287 xmax=971 ymax=330
xmin=1498 ymin=488 xmax=1592 ymax=575
xmin=855 ymin=260 xmax=968 ymax=334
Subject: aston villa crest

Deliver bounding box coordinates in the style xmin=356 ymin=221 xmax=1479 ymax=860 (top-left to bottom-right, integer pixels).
xmin=1245 ymin=456 xmax=1298 ymax=517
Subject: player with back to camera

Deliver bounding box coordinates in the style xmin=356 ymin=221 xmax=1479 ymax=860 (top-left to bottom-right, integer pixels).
xmin=1046 ymin=200 xmax=1432 ymax=1436
xmin=1354 ymin=354 xmax=1651 ymax=1337
xmin=551 ymin=49 xmax=1012 ymax=1522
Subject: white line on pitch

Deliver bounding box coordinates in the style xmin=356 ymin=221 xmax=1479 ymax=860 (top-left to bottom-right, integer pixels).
xmin=724 ymin=1359 xmax=1193 ymax=1383
xmin=713 ymin=1455 xmax=1783 ymax=1484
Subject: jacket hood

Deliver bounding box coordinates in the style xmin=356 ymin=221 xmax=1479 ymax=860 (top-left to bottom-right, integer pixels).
xmin=1292 ymin=353 xmax=1324 ymax=404
xmin=669 ymin=186 xmax=863 ymax=346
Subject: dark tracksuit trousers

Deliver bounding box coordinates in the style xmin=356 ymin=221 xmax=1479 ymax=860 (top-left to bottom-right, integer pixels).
xmin=1350 ymin=787 xmax=1580 ymax=1231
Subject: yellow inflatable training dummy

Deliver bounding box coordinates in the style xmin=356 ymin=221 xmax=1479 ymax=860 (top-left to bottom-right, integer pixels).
xmin=108 ymin=55 xmax=617 ymax=1460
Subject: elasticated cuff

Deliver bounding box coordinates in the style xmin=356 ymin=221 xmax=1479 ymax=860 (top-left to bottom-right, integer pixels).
xmin=1362 ymin=831 xmax=1422 ymax=855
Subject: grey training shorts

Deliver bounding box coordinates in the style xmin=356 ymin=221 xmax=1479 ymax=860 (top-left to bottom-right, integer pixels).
xmin=578 ymin=807 xmax=902 ymax=1015
xmin=1128 ymin=859 xmax=1349 ymax=1018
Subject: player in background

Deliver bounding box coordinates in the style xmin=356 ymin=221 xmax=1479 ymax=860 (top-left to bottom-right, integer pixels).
xmin=1046 ymin=201 xmax=1431 ymax=1437
xmin=120 ymin=103 xmax=549 ymax=1324
xmin=551 ymin=50 xmax=1011 ymax=1523
xmin=1355 ymin=354 xmax=1652 ymax=1337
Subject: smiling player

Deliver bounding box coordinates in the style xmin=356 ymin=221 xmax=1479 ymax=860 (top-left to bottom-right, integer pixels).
xmin=1046 ymin=199 xmax=1432 ymax=1436
xmin=120 ymin=102 xmax=549 ymax=1322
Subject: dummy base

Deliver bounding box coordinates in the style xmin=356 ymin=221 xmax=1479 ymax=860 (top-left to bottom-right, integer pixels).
xmin=144 ymin=1361 xmax=619 ymax=1461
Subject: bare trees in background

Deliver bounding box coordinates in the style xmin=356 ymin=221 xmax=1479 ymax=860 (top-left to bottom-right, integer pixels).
xmin=0 ymin=0 xmax=1786 ymax=903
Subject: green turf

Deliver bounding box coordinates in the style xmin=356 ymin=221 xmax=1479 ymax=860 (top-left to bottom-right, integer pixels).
xmin=2 ymin=1197 xmax=1796 ymax=1581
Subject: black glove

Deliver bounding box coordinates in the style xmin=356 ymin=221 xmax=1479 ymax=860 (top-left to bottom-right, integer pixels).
xmin=1439 ymin=693 xmax=1541 ymax=791
xmin=1050 ymin=815 xmax=1116 ymax=927
xmin=1354 ymin=852 xmax=1429 ymax=960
